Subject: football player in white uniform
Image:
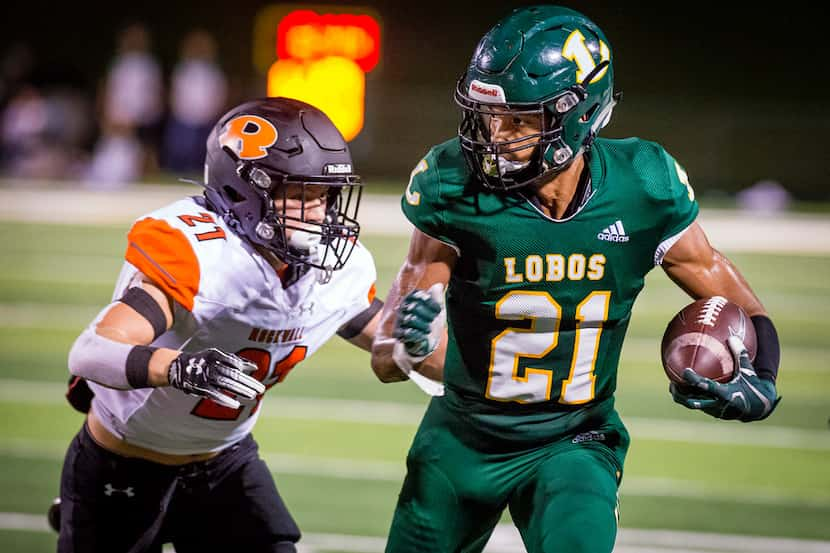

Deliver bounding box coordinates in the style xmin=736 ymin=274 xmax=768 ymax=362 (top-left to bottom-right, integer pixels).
xmin=56 ymin=97 xmax=385 ymax=553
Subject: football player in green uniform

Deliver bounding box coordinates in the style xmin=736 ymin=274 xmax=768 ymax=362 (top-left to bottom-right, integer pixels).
xmin=370 ymin=5 xmax=782 ymax=553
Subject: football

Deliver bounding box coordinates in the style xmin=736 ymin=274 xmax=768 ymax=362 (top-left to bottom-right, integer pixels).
xmin=661 ymin=296 xmax=757 ymax=385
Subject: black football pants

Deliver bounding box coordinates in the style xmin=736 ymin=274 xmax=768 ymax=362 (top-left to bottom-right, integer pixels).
xmin=57 ymin=423 xmax=301 ymax=553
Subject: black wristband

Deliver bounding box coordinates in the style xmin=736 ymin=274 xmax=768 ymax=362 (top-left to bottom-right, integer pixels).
xmin=119 ymin=287 xmax=168 ymax=339
xmin=337 ymin=298 xmax=384 ymax=339
xmin=125 ymin=346 xmax=158 ymax=388
xmin=751 ymin=315 xmax=780 ymax=382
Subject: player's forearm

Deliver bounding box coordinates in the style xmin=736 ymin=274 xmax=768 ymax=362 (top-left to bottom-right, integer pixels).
xmin=668 ymin=249 xmax=766 ymax=316
xmin=710 ymin=250 xmax=767 ymax=316
xmin=67 ymin=325 xmax=178 ymax=389
xmin=95 ymin=318 xmax=178 ymax=387
xmin=412 ymin=332 xmax=446 ymax=381
xmin=662 ymin=226 xmax=767 ymax=317
xmin=370 ymin=335 xmax=445 ymax=383
xmin=68 ymin=298 xmax=178 ymax=389
xmin=340 ymin=299 xmax=385 ymax=352
xmin=370 ymin=336 xmax=410 ymax=382
xmin=147 ymin=348 xmax=180 ymax=386
xmin=370 ymin=277 xmax=442 ymax=382
xmin=370 ymin=276 xmax=410 ymax=381
xmin=370 ymin=230 xmax=453 ymax=384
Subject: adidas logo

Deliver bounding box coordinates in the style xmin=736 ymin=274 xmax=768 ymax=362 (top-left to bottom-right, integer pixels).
xmin=597 ymin=220 xmax=629 ymax=243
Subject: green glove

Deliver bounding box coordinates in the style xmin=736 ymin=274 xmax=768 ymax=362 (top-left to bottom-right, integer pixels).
xmin=670 ymin=336 xmax=781 ymax=422
xmin=393 ymin=285 xmax=444 ymax=358
xmin=391 ymin=284 xmax=446 ymax=397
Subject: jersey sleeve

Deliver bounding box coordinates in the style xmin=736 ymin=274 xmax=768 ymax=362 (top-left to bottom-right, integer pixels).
xmin=660 ymin=150 xmax=699 ymax=240
xmin=400 ymin=151 xmax=458 ymax=248
xmin=649 ymin=146 xmax=700 ymax=264
xmin=124 ymin=216 xmax=201 ymax=312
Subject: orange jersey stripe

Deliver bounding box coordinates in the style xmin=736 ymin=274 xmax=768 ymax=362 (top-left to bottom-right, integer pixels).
xmin=125 ymin=218 xmax=200 ymax=311
xmin=367 ymin=282 xmax=377 ymax=304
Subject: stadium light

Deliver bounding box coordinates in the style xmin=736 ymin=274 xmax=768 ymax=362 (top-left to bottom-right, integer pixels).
xmin=262 ymin=7 xmax=381 ymax=142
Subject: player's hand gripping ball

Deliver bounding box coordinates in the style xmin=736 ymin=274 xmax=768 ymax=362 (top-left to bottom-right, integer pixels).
xmin=663 ymin=296 xmax=781 ymax=421
xmin=661 ymin=296 xmax=756 ymax=385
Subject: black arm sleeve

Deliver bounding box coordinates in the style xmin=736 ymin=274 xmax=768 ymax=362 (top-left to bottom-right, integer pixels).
xmin=337 ymin=298 xmax=384 ymax=339
xmin=751 ymin=315 xmax=780 ymax=382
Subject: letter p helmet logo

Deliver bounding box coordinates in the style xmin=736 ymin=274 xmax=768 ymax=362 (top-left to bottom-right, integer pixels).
xmin=219 ymin=115 xmax=279 ymax=160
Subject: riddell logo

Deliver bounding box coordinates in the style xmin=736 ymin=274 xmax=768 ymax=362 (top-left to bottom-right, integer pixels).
xmin=469 ymin=80 xmax=506 ymax=102
xmin=471 ymin=83 xmax=498 ymax=96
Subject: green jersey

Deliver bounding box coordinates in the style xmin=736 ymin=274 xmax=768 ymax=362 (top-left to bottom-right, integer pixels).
xmin=402 ymin=137 xmax=698 ymax=442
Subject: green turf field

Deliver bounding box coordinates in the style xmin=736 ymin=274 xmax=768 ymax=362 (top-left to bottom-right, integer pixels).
xmin=0 ymin=221 xmax=828 ymax=552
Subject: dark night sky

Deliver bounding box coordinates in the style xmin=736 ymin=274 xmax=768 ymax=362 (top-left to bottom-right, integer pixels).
xmin=4 ymin=1 xmax=826 ymax=99
xmin=3 ymin=1 xmax=828 ymax=196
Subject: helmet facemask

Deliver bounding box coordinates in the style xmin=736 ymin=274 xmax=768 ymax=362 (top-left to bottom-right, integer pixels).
xmin=223 ymin=146 xmax=362 ymax=282
xmin=456 ymin=60 xmax=614 ymax=192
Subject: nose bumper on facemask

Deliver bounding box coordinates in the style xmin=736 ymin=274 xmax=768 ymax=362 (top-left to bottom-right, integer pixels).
xmin=288 ymin=230 xmax=335 ymax=284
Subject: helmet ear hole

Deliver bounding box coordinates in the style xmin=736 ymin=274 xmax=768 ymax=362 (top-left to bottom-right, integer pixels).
xmin=223 ymin=185 xmax=245 ymax=203
xmin=580 ymin=103 xmax=599 ymax=123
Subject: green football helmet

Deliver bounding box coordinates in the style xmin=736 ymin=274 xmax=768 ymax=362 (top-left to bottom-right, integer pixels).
xmin=455 ymin=5 xmax=619 ymax=190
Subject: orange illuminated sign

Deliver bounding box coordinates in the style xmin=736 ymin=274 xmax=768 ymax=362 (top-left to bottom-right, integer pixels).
xmin=277 ymin=10 xmax=380 ymax=72
xmin=263 ymin=7 xmax=381 ymax=142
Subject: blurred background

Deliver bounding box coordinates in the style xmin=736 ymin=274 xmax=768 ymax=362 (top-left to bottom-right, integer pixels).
xmin=0 ymin=2 xmax=828 ymax=552
xmin=1 ymin=0 xmax=828 ymax=202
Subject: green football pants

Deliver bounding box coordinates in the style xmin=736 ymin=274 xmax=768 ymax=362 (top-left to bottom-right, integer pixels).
xmin=385 ymin=401 xmax=629 ymax=553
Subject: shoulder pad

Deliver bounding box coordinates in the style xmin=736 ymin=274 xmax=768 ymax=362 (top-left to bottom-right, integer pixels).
xmin=125 ymin=217 xmax=201 ymax=311
xmin=124 ymin=199 xmax=230 ymax=311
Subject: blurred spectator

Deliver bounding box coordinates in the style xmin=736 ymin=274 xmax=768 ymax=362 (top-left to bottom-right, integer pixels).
xmin=736 ymin=179 xmax=792 ymax=214
xmin=103 ymin=23 xmax=164 ymax=145
xmin=1 ymin=86 xmax=49 ymax=175
xmin=1 ymin=84 xmax=92 ymax=179
xmin=86 ymin=22 xmax=163 ymax=186
xmin=161 ymin=29 xmax=228 ymax=175
xmin=0 ymin=43 xmax=35 ymax=110
xmin=84 ymin=132 xmax=145 ymax=186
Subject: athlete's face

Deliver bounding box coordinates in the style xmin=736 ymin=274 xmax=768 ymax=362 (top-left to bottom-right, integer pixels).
xmin=273 ymin=184 xmax=328 ymax=237
xmin=485 ymin=108 xmax=542 ymax=162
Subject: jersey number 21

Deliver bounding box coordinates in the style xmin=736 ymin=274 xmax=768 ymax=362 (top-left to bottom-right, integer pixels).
xmin=486 ymin=290 xmax=610 ymax=404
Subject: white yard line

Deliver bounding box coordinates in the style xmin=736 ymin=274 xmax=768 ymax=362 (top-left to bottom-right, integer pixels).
xmin=2 ymin=436 xmax=828 ymax=510
xmin=261 ymin=454 xmax=830 ymax=509
xmin=0 ymin=183 xmax=828 ymax=253
xmin=0 ymin=303 xmax=99 ymax=328
xmin=614 ymin=529 xmax=830 ymax=553
xmin=0 ymin=379 xmax=828 ymax=451
xmin=0 ymin=512 xmax=827 ymax=553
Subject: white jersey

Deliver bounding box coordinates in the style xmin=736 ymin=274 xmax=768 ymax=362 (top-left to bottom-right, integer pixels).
xmin=90 ymin=196 xmax=377 ymax=455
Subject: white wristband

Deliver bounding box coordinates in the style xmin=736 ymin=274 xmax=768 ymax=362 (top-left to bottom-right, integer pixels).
xmin=392 ymin=341 xmax=445 ymax=397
